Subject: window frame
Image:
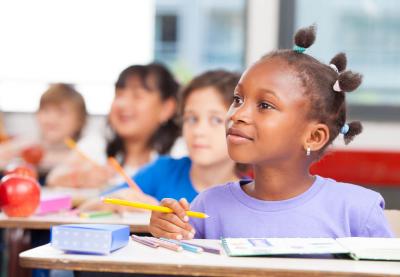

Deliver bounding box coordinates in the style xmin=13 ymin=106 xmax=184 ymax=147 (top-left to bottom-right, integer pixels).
xmin=278 ymin=0 xmax=400 ymax=122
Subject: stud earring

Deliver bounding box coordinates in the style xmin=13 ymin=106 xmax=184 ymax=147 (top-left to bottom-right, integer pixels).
xmin=306 ymin=146 xmax=311 ymax=156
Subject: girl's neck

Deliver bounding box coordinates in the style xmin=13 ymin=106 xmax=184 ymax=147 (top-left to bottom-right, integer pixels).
xmin=190 ymin=160 xmax=237 ymax=192
xmin=123 ymin=138 xmax=153 ymax=169
xmin=246 ymin=161 xmax=315 ymax=201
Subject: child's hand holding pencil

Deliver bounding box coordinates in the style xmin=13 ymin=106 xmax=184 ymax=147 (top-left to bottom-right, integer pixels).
xmin=148 ymin=198 xmax=196 ymax=240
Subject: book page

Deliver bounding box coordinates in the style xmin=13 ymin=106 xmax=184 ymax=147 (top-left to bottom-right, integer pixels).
xmin=337 ymin=237 xmax=400 ymax=261
xmin=222 ymin=238 xmax=349 ymax=256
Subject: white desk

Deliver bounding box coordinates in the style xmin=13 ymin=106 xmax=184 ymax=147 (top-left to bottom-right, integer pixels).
xmin=0 ymin=212 xmax=150 ymax=233
xmin=19 ymin=240 xmax=400 ymax=276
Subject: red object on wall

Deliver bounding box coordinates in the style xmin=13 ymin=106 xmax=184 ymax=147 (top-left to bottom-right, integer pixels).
xmin=310 ymin=150 xmax=400 ymax=187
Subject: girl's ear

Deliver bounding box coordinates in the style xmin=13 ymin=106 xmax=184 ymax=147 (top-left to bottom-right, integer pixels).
xmin=159 ymin=98 xmax=177 ymax=123
xmin=303 ymin=122 xmax=330 ymax=153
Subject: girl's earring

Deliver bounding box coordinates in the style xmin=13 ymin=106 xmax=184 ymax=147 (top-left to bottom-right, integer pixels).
xmin=306 ymin=146 xmax=311 ymax=156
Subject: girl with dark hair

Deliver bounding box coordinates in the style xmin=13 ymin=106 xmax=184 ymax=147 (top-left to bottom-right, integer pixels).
xmin=149 ymin=25 xmax=393 ymax=240
xmin=46 ymin=63 xmax=180 ymax=189
xmin=79 ymin=70 xmax=245 ymax=212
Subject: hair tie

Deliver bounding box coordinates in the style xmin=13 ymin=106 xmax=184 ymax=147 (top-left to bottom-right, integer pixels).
xmin=340 ymin=124 xmax=349 ymax=135
xmin=293 ymin=45 xmax=306 ymax=53
xmin=329 ymin=64 xmax=339 ymax=73
xmin=333 ymin=80 xmax=342 ymax=92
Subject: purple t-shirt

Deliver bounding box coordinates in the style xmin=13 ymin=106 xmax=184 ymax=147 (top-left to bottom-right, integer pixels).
xmin=190 ymin=175 xmax=393 ymax=239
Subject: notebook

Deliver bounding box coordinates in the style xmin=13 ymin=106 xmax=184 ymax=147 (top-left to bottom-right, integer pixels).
xmin=222 ymin=237 xmax=400 ymax=260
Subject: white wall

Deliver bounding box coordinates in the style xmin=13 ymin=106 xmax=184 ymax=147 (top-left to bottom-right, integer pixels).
xmin=0 ymin=0 xmax=155 ymax=115
xmin=246 ymin=0 xmax=280 ymax=66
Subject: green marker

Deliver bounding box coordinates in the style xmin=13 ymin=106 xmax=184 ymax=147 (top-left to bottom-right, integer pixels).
xmin=79 ymin=211 xmax=114 ymax=219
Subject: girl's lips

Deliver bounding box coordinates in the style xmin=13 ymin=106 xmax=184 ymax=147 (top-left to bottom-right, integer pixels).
xmin=192 ymin=144 xmax=210 ymax=149
xmin=117 ymin=114 xmax=136 ymax=122
xmin=227 ymin=128 xmax=253 ymax=140
xmin=226 ymin=128 xmax=253 ymax=144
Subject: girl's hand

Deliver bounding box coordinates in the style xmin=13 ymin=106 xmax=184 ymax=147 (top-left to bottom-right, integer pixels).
xmin=149 ymin=198 xmax=195 ymax=240
xmin=71 ymin=164 xmax=114 ymax=188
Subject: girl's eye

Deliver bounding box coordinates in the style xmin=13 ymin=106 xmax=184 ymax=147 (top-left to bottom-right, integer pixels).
xmin=210 ymin=116 xmax=224 ymax=126
xmin=258 ymin=102 xmax=274 ymax=110
xmin=233 ymin=95 xmax=243 ymax=106
xmin=182 ymin=115 xmax=197 ymax=125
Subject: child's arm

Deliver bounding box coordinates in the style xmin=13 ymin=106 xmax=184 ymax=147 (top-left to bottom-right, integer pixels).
xmin=149 ymin=198 xmax=196 ymax=240
xmin=46 ymin=152 xmax=113 ymax=188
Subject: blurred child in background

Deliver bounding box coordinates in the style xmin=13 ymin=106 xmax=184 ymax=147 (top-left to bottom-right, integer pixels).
xmin=0 ymin=83 xmax=87 ymax=176
xmin=36 ymin=83 xmax=87 ymax=171
xmin=80 ymin=70 xmax=246 ymax=212
xmin=46 ymin=63 xmax=180 ymax=191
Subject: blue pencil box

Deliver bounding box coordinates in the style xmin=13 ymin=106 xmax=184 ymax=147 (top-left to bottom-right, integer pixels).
xmin=51 ymin=224 xmax=129 ymax=254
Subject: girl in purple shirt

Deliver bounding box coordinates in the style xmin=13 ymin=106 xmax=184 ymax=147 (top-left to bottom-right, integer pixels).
xmin=148 ymin=25 xmax=393 ymax=239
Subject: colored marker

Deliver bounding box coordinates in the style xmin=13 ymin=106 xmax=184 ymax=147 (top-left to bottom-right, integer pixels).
xmin=159 ymin=238 xmax=203 ymax=253
xmin=131 ymin=235 xmax=159 ymax=248
xmin=147 ymin=237 xmax=183 ymax=252
xmin=180 ymin=241 xmax=221 ymax=255
xmin=79 ymin=211 xmax=114 ymax=219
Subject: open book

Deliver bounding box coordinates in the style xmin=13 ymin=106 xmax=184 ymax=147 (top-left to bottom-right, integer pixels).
xmin=221 ymin=237 xmax=400 ymax=260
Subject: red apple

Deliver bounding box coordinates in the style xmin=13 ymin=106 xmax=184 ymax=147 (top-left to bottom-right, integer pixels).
xmin=21 ymin=144 xmax=44 ymax=165
xmin=0 ymin=174 xmax=41 ymax=217
xmin=4 ymin=162 xmax=38 ymax=180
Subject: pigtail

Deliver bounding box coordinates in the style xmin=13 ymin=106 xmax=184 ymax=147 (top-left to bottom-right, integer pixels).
xmin=337 ymin=71 xmax=363 ymax=92
xmin=293 ymin=25 xmax=316 ymax=52
xmin=343 ymin=121 xmax=363 ymax=145
xmin=333 ymin=71 xmax=363 ymax=93
xmin=329 ymin=53 xmax=347 ymax=73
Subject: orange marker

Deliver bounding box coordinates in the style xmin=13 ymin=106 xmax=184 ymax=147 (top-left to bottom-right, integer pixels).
xmin=64 ymin=137 xmax=100 ymax=167
xmin=107 ymin=157 xmax=142 ymax=193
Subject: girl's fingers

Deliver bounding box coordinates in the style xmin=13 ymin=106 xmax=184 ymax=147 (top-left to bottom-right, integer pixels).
xmin=149 ymin=225 xmax=184 ymax=240
xmin=150 ymin=217 xmax=194 ymax=240
xmin=157 ymin=212 xmax=193 ymax=232
xmin=160 ymin=198 xmax=189 ymax=222
xmin=179 ymin=198 xmax=190 ymax=210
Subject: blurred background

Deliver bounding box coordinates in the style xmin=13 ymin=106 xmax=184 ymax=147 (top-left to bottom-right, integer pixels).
xmin=0 ymin=0 xmax=399 ymax=204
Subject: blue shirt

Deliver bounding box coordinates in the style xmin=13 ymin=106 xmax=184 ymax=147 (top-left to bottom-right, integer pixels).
xmin=133 ymin=156 xmax=199 ymax=202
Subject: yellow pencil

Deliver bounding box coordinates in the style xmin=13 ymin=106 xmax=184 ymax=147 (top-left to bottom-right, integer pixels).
xmin=103 ymin=198 xmax=209 ymax=219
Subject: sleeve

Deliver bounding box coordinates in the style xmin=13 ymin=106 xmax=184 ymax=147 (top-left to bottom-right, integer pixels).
xmin=360 ymin=195 xmax=394 ymax=238
xmin=189 ymin=194 xmax=206 ymax=239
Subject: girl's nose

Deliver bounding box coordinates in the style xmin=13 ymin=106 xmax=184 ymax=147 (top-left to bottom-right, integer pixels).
xmin=192 ymin=119 xmax=209 ymax=136
xmin=114 ymin=95 xmax=129 ymax=108
xmin=227 ymin=103 xmax=251 ymax=124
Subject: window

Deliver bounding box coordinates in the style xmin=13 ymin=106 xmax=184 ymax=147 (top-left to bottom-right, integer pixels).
xmin=154 ymin=0 xmax=246 ymax=80
xmin=294 ymin=0 xmax=400 ymax=114
xmin=155 ymin=14 xmax=179 ymax=63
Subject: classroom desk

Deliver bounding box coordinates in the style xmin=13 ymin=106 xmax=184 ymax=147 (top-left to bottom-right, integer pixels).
xmin=0 ymin=212 xmax=150 ymax=233
xmin=20 ymin=240 xmax=400 ymax=277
